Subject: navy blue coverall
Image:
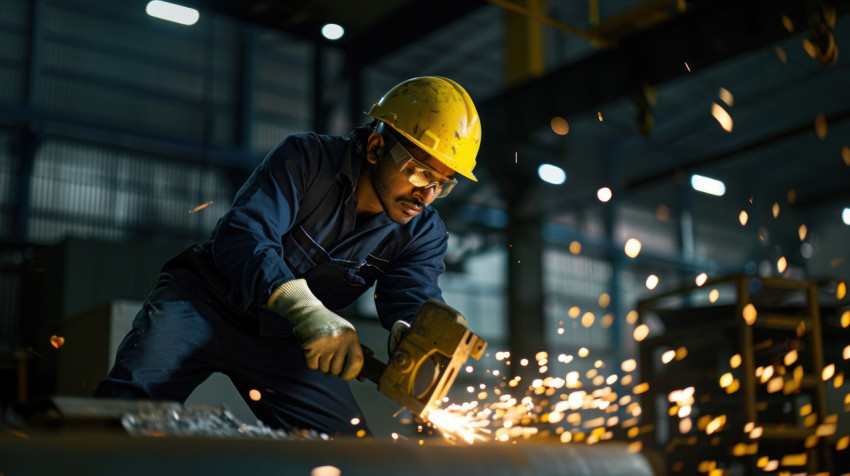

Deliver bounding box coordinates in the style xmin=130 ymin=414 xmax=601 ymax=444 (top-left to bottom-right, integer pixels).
xmin=94 ymin=132 xmax=449 ymax=436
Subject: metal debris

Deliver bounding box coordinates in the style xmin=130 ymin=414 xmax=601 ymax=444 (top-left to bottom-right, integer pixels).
xmin=121 ymin=404 xmax=328 ymax=440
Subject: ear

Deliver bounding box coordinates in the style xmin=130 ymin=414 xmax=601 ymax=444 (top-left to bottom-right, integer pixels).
xmin=366 ymin=132 xmax=385 ymax=165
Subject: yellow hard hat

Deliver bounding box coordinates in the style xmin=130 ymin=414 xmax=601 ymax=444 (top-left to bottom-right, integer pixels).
xmin=368 ymin=76 xmax=481 ymax=181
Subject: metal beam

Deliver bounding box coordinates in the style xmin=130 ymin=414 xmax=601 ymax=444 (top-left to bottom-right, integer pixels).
xmin=236 ymin=24 xmax=256 ymax=152
xmin=489 ymin=0 xmax=601 ymax=44
xmin=507 ymin=211 xmax=545 ymax=379
xmin=477 ymin=0 xmax=831 ymax=172
xmin=12 ymin=0 xmax=45 ymax=241
xmin=312 ymin=44 xmax=328 ymax=133
xmin=348 ymin=67 xmax=364 ymax=129
xmin=625 ymin=108 xmax=850 ymax=192
xmin=542 ymin=222 xmax=734 ymax=274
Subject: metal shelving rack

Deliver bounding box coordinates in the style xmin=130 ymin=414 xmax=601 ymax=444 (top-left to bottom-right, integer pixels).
xmin=637 ymin=274 xmax=830 ymax=474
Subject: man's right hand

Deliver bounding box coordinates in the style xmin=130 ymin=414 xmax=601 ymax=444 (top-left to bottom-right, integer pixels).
xmin=268 ymin=279 xmax=364 ymax=380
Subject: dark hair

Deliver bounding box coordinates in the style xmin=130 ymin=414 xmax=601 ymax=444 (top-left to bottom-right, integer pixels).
xmin=350 ymin=120 xmax=378 ymax=161
xmin=350 ymin=120 xmax=425 ymax=162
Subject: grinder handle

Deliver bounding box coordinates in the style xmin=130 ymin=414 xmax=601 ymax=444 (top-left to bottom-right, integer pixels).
xmin=358 ymin=344 xmax=387 ymax=384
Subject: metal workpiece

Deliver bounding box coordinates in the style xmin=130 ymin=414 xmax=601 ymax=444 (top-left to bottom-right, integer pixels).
xmin=0 ymin=434 xmax=656 ymax=476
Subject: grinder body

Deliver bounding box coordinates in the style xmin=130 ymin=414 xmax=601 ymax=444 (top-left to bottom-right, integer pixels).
xmin=359 ymin=300 xmax=487 ymax=418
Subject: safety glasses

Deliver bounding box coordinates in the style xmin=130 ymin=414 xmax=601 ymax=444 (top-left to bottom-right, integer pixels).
xmin=384 ymin=133 xmax=457 ymax=198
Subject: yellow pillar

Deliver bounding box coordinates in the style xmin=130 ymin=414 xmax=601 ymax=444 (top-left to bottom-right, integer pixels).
xmin=504 ymin=0 xmax=546 ymax=85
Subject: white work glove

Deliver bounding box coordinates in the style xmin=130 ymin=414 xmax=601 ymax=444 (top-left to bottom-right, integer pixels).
xmin=268 ymin=279 xmax=364 ymax=380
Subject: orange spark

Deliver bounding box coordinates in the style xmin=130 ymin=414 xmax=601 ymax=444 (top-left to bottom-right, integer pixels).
xmin=742 ymin=303 xmax=757 ymax=325
xmin=633 ymin=324 xmax=649 ymax=342
xmin=189 ymin=201 xmax=213 ymax=214
xmin=550 ymin=117 xmax=569 ymax=136
xmin=776 ymin=46 xmax=788 ymax=63
xmin=709 ymin=289 xmax=719 ymax=303
xmin=50 ymin=335 xmax=65 ymax=349
xmin=815 ymin=114 xmax=828 ymax=140
xmin=718 ymin=87 xmax=734 ymax=107
xmin=711 ymin=103 xmax=733 ymax=132
xmin=624 ymin=239 xmax=642 ymax=258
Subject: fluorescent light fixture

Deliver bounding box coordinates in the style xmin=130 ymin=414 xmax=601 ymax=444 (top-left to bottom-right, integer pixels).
xmin=843 ymin=207 xmax=850 ymax=225
xmin=146 ymin=1 xmax=199 ymax=26
xmin=322 ymin=23 xmax=344 ymax=40
xmin=538 ymin=164 xmax=566 ymax=185
xmin=690 ymin=174 xmax=725 ymax=196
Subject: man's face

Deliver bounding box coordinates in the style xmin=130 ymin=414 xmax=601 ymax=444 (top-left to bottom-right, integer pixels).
xmin=368 ymin=132 xmax=456 ymax=225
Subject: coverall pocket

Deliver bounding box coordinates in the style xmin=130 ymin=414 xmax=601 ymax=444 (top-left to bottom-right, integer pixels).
xmin=346 ymin=254 xmax=387 ymax=286
xmin=282 ymin=231 xmax=318 ymax=276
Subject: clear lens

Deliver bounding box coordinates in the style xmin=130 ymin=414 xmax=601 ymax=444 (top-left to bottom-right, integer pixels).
xmin=401 ymin=159 xmax=457 ymax=198
xmin=385 ymin=134 xmax=457 ymax=198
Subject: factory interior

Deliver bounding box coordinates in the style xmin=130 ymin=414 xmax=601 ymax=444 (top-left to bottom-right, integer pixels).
xmin=1 ymin=0 xmax=850 ymax=474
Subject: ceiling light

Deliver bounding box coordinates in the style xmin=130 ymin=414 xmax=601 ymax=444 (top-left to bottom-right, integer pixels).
xmin=146 ymin=1 xmax=199 ymax=25
xmin=843 ymin=207 xmax=850 ymax=225
xmin=322 ymin=23 xmax=344 ymax=40
xmin=691 ymin=174 xmax=725 ymax=196
xmin=538 ymin=164 xmax=566 ymax=185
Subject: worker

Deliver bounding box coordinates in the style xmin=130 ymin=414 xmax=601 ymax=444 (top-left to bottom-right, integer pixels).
xmin=93 ymin=76 xmax=482 ymax=437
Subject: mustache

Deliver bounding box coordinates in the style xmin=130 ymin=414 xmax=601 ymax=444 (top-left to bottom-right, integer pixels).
xmin=399 ymin=198 xmax=425 ymax=208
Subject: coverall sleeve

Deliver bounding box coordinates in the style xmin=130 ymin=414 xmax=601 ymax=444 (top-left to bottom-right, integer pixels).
xmin=209 ymin=135 xmax=318 ymax=314
xmin=373 ymin=225 xmax=448 ymax=330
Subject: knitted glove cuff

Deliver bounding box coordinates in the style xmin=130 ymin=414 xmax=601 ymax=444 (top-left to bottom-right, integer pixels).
xmin=268 ymin=279 xmax=323 ymax=320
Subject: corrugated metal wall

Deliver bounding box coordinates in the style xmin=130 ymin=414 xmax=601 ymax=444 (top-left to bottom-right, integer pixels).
xmin=0 ymin=0 xmax=27 ymax=105
xmin=0 ymin=0 xmax=318 ymax=348
xmin=27 ymin=137 xmax=232 ymax=242
xmin=544 ymin=247 xmax=613 ymax=351
xmin=39 ymin=0 xmax=238 ymax=145
xmin=0 ymin=0 xmax=318 ymax=245
xmin=253 ymin=30 xmax=313 ymax=153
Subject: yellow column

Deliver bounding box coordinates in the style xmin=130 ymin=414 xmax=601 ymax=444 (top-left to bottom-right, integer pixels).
xmin=504 ymin=0 xmax=546 ymax=85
